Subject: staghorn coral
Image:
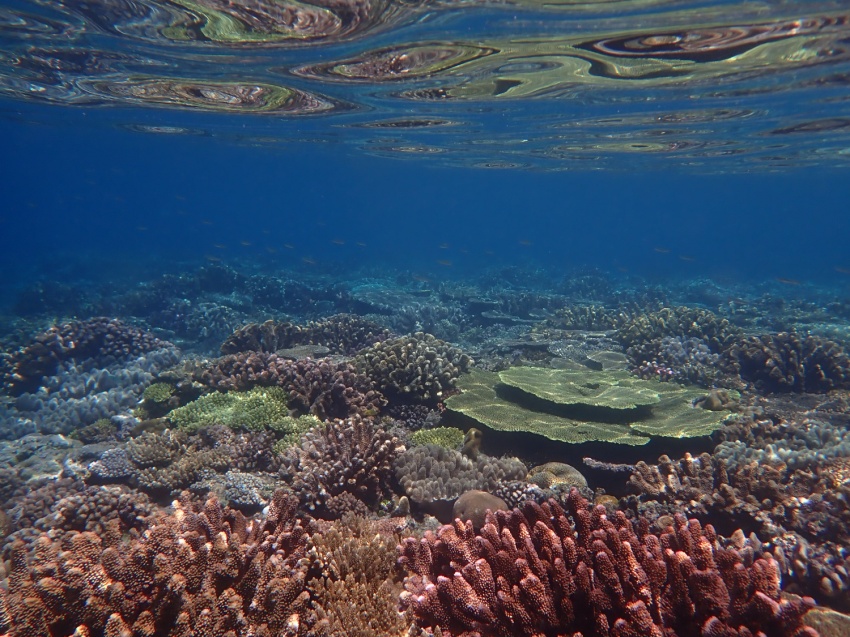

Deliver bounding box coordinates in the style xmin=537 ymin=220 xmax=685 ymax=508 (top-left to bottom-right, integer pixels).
xmin=354 ymin=332 xmax=472 ymax=405
xmin=306 ymin=514 xmax=414 ymax=636
xmin=2 ymin=490 xmax=317 ymax=637
xmin=192 ymin=353 xmax=386 ymax=420
xmin=398 ymin=489 xmax=818 ymax=637
xmin=281 ymin=417 xmax=405 ymax=519
xmin=221 ymin=314 xmax=393 ymax=356
xmin=724 ymin=333 xmax=850 ymax=393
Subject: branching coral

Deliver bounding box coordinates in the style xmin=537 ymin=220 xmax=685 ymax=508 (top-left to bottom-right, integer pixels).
xmin=192 ymin=353 xmax=386 ymax=420
xmin=2 ymin=490 xmax=316 ymax=637
xmin=724 ymin=333 xmax=850 ymax=393
xmin=354 ymin=332 xmax=472 ymax=405
xmin=398 ymin=489 xmax=818 ymax=637
xmin=281 ymin=417 xmax=405 ymax=519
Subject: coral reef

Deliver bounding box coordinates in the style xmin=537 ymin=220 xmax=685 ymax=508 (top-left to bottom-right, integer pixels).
xmin=393 ymin=444 xmax=526 ymax=509
xmin=221 ymin=314 xmax=393 ymax=355
xmin=2 ymin=343 xmax=180 ymax=439
xmin=281 ymin=417 xmax=405 ymax=519
xmin=617 ymin=306 xmax=742 ymax=355
xmin=2 ymin=490 xmax=317 ymax=637
xmin=398 ymin=489 xmax=818 ymax=637
xmin=192 ymin=353 xmax=386 ymax=420
xmin=725 ymin=333 xmax=850 ymax=393
xmin=354 ymin=332 xmax=472 ymax=405
xmin=88 ymin=426 xmax=283 ymax=498
xmin=2 ymin=317 xmax=172 ymax=396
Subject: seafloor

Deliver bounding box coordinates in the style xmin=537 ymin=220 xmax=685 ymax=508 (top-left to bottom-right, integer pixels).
xmin=2 ymin=262 xmax=850 ymax=637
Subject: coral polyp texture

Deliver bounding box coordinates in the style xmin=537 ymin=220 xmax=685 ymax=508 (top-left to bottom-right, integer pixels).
xmin=724 ymin=333 xmax=850 ymax=393
xmin=398 ymin=489 xmax=818 ymax=637
xmin=354 ymin=332 xmax=473 ymax=405
xmin=192 ymin=353 xmax=386 ymax=419
xmin=281 ymin=417 xmax=405 ymax=518
xmin=221 ymin=314 xmax=393 ymax=356
xmin=3 ymin=489 xmax=317 ymax=637
xmin=2 ymin=317 xmax=172 ymax=396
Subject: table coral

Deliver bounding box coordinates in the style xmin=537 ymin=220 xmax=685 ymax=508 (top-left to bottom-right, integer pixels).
xmin=398 ymin=488 xmax=818 ymax=637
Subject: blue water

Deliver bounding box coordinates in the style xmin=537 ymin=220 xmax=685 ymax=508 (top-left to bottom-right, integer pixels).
xmin=3 ymin=103 xmax=850 ymax=302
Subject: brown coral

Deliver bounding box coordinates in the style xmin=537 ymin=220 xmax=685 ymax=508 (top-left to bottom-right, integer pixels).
xmin=2 ymin=490 xmax=316 ymax=637
xmin=281 ymin=417 xmax=405 ymax=519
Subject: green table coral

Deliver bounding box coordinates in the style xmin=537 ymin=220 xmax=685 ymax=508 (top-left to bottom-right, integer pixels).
xmin=446 ymin=367 xmax=732 ymax=445
xmin=168 ymin=387 xmax=290 ymax=432
xmin=499 ymin=367 xmax=660 ymax=410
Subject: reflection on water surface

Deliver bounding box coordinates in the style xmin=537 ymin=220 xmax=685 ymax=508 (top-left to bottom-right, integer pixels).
xmin=2 ymin=0 xmax=850 ymax=170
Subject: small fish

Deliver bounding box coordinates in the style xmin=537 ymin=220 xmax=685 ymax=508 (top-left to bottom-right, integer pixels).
xmin=262 ymin=229 xmax=270 ymax=235
xmin=776 ymin=277 xmax=801 ymax=286
xmin=518 ymin=239 xmax=532 ymax=246
xmin=205 ymin=255 xmax=221 ymax=263
xmin=835 ymin=266 xmax=850 ymax=275
xmin=283 ymin=244 xmax=295 ymax=250
xmin=213 ymin=243 xmax=227 ymax=249
xmin=266 ymin=247 xmax=277 ymax=254
xmin=653 ymin=247 xmax=671 ymax=254
xmin=412 ymin=274 xmax=431 ymax=283
xmin=356 ymin=242 xmax=367 ymax=248
xmin=678 ymin=255 xmax=696 ymax=262
xmin=240 ymin=240 xmax=252 ymax=246
xmin=302 ymin=257 xmax=317 ymax=265
xmin=331 ymin=239 xmax=346 ymax=245
xmin=437 ymin=259 xmax=453 ymax=266
xmin=439 ymin=243 xmax=450 ymax=250
xmin=136 ymin=226 xmax=148 ymax=232
xmin=201 ymin=219 xmax=214 ymax=226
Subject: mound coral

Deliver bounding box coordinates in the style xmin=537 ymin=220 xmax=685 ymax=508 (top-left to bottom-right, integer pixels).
xmin=724 ymin=333 xmax=850 ymax=393
xmin=3 ymin=317 xmax=172 ymax=396
xmin=354 ymin=332 xmax=472 ymax=405
xmin=221 ymin=314 xmax=393 ymax=355
xmin=398 ymin=489 xmax=818 ymax=637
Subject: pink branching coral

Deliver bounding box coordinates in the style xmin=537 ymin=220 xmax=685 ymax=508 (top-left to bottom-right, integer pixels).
xmin=3 ymin=490 xmax=317 ymax=637
xmin=398 ymin=488 xmax=818 ymax=637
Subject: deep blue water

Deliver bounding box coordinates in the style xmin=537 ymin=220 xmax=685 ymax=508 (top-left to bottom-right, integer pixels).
xmin=3 ymin=102 xmax=850 ymax=303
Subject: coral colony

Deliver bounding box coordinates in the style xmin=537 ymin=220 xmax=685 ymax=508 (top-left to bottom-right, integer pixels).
xmin=3 ymin=267 xmax=850 ymax=636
